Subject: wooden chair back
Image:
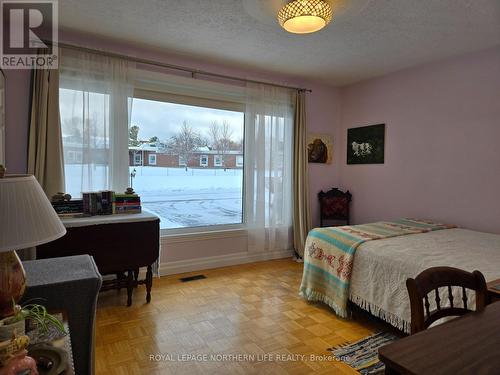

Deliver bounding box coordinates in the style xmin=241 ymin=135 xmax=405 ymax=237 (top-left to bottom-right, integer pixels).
xmin=406 ymin=266 xmax=487 ymax=334
xmin=318 ymin=188 xmax=352 ymax=227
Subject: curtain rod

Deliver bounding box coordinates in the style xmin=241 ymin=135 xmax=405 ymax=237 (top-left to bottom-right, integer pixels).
xmin=49 ymin=41 xmax=312 ymax=93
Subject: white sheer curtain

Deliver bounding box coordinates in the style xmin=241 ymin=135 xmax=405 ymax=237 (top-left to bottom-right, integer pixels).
xmin=245 ymin=83 xmax=295 ymax=253
xmin=59 ymin=48 xmax=134 ymax=197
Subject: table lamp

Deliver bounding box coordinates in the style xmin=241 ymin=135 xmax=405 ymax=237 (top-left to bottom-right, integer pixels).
xmin=0 ymin=169 xmax=66 ymax=318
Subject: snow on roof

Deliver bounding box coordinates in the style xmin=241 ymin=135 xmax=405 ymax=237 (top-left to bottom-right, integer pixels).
xmin=129 ymin=143 xmax=158 ymax=151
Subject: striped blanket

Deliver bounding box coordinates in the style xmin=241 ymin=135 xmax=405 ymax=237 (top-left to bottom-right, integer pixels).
xmin=299 ymin=219 xmax=455 ymax=318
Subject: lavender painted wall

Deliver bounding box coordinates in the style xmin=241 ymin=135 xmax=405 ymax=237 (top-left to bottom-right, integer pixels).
xmin=9 ymin=30 xmax=498 ymax=267
xmin=3 ymin=30 xmax=339 ymax=238
xmin=306 ymin=85 xmax=341 ymax=227
xmin=339 ymin=46 xmax=500 ymax=234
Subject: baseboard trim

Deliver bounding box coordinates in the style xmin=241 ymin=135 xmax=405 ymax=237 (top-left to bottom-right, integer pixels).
xmin=158 ymin=249 xmax=294 ymax=276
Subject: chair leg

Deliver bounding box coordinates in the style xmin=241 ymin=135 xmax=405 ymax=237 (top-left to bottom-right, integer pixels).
xmin=116 ymin=272 xmax=126 ymax=291
xmin=146 ymin=265 xmax=153 ymax=304
xmin=133 ymin=268 xmax=139 ymax=288
xmin=126 ymin=270 xmax=133 ymax=307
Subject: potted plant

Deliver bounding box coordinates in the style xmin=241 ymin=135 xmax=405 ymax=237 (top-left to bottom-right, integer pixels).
xmin=0 ymin=303 xmax=65 ymax=342
xmin=0 ymin=305 xmax=26 ymax=341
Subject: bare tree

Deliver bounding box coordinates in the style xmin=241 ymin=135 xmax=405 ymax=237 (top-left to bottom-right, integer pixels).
xmin=235 ymin=137 xmax=244 ymax=152
xmin=209 ymin=120 xmax=234 ymax=171
xmin=168 ymin=121 xmax=202 ymax=171
xmin=208 ymin=121 xmax=220 ymax=150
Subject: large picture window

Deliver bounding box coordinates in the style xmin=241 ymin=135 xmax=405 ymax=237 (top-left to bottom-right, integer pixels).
xmin=59 ymin=57 xmax=293 ymax=250
xmin=129 ymin=96 xmax=245 ymax=230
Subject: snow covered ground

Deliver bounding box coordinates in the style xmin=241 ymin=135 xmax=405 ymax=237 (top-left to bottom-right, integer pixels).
xmin=132 ymin=167 xmax=243 ymax=229
xmin=65 ymin=165 xmax=243 ymax=229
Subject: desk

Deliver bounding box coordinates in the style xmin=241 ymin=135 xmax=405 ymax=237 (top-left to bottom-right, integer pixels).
xmin=378 ymin=302 xmax=500 ymax=375
xmin=37 ymin=213 xmax=160 ymax=306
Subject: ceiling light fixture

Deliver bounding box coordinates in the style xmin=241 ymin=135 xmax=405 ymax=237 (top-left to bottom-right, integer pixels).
xmin=278 ymin=0 xmax=333 ymax=34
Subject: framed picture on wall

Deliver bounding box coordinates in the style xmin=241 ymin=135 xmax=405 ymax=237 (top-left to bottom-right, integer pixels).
xmin=307 ymin=134 xmax=333 ymax=164
xmin=347 ymin=124 xmax=385 ymax=164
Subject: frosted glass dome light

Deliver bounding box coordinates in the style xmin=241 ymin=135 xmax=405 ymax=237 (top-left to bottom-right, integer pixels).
xmin=278 ymin=0 xmax=333 ymax=34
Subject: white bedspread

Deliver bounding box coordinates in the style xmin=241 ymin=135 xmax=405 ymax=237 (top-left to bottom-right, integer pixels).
xmin=349 ymin=228 xmax=500 ymax=332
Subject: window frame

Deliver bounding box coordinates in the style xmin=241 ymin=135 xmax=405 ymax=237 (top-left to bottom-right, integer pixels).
xmin=178 ymin=155 xmax=187 ymax=167
xmin=199 ymin=155 xmax=209 ymax=167
xmin=148 ymin=153 xmax=157 ymax=166
xmin=131 ymin=87 xmax=246 ymax=235
xmin=134 ymin=153 xmax=142 ymax=166
xmin=59 ymin=70 xmax=251 ymax=236
xmin=214 ymin=155 xmax=223 ymax=167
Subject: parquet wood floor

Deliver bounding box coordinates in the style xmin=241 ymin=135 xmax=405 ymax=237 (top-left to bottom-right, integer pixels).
xmin=95 ymin=258 xmax=377 ymax=374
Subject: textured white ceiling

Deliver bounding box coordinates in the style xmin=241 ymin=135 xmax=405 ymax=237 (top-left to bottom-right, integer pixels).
xmin=59 ymin=0 xmax=500 ymax=86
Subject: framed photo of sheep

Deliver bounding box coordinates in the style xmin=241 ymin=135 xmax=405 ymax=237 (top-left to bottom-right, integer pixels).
xmin=308 ymin=134 xmax=333 ymax=164
xmin=347 ymin=124 xmax=385 ymax=164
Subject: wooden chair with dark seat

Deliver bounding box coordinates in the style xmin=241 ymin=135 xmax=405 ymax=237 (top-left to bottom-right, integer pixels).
xmin=406 ymin=266 xmax=488 ymax=335
xmin=318 ymin=188 xmax=352 ymax=227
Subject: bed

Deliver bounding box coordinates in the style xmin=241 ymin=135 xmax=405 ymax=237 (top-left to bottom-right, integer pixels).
xmin=300 ymin=220 xmax=500 ymax=333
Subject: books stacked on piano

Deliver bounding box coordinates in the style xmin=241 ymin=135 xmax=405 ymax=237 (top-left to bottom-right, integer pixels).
xmin=82 ymin=192 xmax=96 ymax=215
xmin=100 ymin=191 xmax=114 ymax=215
xmin=80 ymin=191 xmax=142 ymax=215
xmin=114 ymin=194 xmax=142 ymax=214
xmin=83 ymin=191 xmax=115 ymax=216
xmin=52 ymin=199 xmax=84 ymax=216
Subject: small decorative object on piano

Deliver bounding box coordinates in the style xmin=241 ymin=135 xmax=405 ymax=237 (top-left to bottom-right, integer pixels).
xmin=51 ymin=192 xmax=83 ymax=217
xmin=50 ymin=192 xmax=71 ymax=203
xmin=114 ymin=191 xmax=141 ymax=214
xmin=83 ymin=191 xmax=115 ymax=216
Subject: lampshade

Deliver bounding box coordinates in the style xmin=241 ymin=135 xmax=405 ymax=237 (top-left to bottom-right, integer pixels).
xmin=278 ymin=0 xmax=333 ymax=34
xmin=0 ymin=175 xmax=66 ymax=252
